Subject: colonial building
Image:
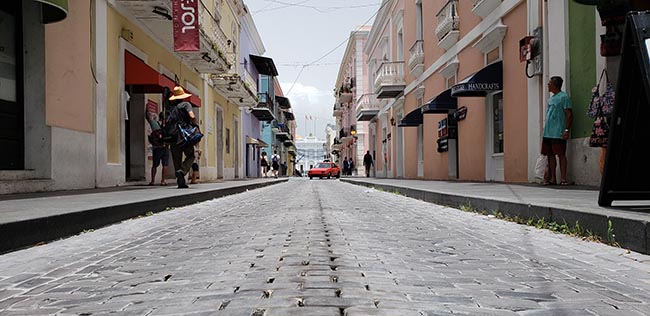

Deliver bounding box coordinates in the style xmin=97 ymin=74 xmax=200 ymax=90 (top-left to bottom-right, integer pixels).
xmin=335 ymin=0 xmax=642 ymax=186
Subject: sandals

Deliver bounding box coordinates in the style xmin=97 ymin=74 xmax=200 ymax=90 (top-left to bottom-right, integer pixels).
xmin=543 ymin=180 xmax=556 ymax=186
xmin=559 ymin=180 xmax=570 ymax=186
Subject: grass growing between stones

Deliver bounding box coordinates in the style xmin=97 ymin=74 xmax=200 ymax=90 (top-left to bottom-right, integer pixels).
xmin=458 ymin=202 xmax=620 ymax=247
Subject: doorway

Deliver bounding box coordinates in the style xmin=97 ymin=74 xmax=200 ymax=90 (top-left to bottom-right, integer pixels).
xmin=125 ymin=90 xmax=146 ymax=181
xmin=396 ymin=110 xmax=404 ymax=178
xmin=234 ymin=118 xmax=239 ymax=178
xmin=486 ymin=92 xmax=504 ymax=181
xmin=215 ymin=105 xmax=224 ymax=179
xmin=0 ymin=3 xmax=23 ymax=170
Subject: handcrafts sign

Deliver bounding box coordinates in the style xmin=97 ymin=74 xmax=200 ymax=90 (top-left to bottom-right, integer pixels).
xmin=173 ymin=0 xmax=200 ymax=52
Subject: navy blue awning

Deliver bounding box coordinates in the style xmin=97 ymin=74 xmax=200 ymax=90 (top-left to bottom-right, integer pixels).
xmin=421 ymin=89 xmax=457 ymax=114
xmin=250 ymin=55 xmax=279 ymax=76
xmin=451 ymin=61 xmax=502 ymax=97
xmin=398 ymin=107 xmax=423 ymax=127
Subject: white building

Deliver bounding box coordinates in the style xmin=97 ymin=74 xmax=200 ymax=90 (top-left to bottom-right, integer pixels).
xmin=295 ymin=135 xmax=326 ymax=173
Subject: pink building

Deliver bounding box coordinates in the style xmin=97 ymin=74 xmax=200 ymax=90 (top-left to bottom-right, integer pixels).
xmin=342 ymin=0 xmax=531 ymax=182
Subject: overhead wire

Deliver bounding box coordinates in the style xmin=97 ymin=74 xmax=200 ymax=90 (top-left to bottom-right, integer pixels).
xmin=285 ymin=0 xmax=390 ymax=96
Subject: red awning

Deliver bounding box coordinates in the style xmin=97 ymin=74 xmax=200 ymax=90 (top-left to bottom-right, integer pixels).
xmin=124 ymin=51 xmax=201 ymax=107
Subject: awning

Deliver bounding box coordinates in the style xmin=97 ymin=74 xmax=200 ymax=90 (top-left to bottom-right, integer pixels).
xmin=250 ymin=55 xmax=279 ymax=76
xmin=421 ymin=89 xmax=457 ymax=114
xmin=398 ymin=107 xmax=423 ymax=127
xmin=245 ymin=136 xmax=268 ymax=147
xmin=276 ymin=96 xmax=291 ymax=109
xmin=125 ymin=52 xmax=201 ymax=107
xmin=35 ymin=0 xmax=68 ymax=23
xmin=451 ymin=61 xmax=502 ymax=97
xmin=283 ymin=111 xmax=295 ymax=121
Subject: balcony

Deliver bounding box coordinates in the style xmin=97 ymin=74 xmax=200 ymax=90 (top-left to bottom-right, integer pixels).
xmin=471 ymin=0 xmax=502 ymax=19
xmin=435 ymin=0 xmax=460 ymax=50
xmin=210 ymin=68 xmax=258 ymax=107
xmin=333 ymin=103 xmax=344 ymax=117
xmin=408 ymin=40 xmax=424 ymax=77
xmin=374 ymin=61 xmax=406 ymax=99
xmin=275 ymin=123 xmax=291 ymax=141
xmin=116 ymin=0 xmax=231 ymax=74
xmin=356 ymin=94 xmax=379 ymax=121
xmin=336 ymin=83 xmax=353 ymax=104
xmin=251 ymin=92 xmax=275 ymax=122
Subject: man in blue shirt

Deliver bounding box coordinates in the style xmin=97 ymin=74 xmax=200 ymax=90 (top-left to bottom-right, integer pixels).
xmin=542 ymin=76 xmax=572 ymax=186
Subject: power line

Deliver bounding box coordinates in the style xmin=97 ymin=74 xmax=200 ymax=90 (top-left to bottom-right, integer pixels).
xmin=285 ymin=0 xmax=390 ymax=96
xmin=253 ymin=0 xmax=379 ymax=14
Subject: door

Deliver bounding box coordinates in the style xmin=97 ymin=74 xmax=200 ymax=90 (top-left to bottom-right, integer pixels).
xmin=234 ymin=119 xmax=239 ymax=178
xmin=486 ymin=92 xmax=504 ymax=181
xmin=396 ymin=110 xmax=404 ymax=178
xmin=0 ymin=3 xmax=23 ymax=170
xmin=382 ymin=126 xmax=387 ymax=178
xmin=125 ymin=91 xmax=146 ymax=181
xmin=215 ymin=105 xmax=224 ymax=179
xmin=417 ymin=125 xmax=424 ymax=177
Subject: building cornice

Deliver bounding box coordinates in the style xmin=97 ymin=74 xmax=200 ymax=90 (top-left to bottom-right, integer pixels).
xmin=405 ymin=0 xmax=524 ymax=95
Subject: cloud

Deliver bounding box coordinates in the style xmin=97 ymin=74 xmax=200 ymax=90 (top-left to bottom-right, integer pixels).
xmin=279 ymin=82 xmax=335 ymax=139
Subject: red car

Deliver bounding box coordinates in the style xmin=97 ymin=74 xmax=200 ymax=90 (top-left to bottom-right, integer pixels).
xmin=308 ymin=162 xmax=341 ymax=179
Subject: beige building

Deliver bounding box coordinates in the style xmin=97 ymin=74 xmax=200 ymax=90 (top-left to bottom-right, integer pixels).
xmin=0 ymin=0 xmax=283 ymax=194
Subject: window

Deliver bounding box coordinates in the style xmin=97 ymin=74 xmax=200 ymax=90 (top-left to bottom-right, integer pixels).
xmin=446 ymin=73 xmax=457 ymax=89
xmin=225 ymin=128 xmax=230 ymax=154
xmin=486 ymin=46 xmax=501 ymax=65
xmin=492 ymin=93 xmax=504 ymax=154
xmin=416 ymin=0 xmax=423 ymax=41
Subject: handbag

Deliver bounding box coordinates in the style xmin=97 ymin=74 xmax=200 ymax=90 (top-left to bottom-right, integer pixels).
xmin=587 ymin=69 xmax=615 ymax=118
xmin=589 ymin=109 xmax=610 ymax=148
xmin=176 ymin=123 xmax=203 ymax=148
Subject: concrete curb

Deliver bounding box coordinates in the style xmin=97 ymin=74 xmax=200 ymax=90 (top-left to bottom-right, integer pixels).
xmin=341 ymin=179 xmax=649 ymax=255
xmin=0 ymin=179 xmax=288 ymax=254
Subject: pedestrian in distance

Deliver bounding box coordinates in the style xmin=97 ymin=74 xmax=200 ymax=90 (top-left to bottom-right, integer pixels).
xmin=167 ymin=86 xmax=196 ymax=189
xmin=541 ymin=76 xmax=572 ymax=186
xmin=363 ymin=150 xmax=373 ymax=177
xmin=342 ymin=157 xmax=349 ymax=177
xmin=348 ymin=159 xmax=355 ymax=176
xmin=271 ymin=150 xmax=280 ymax=179
xmin=260 ymin=151 xmax=269 ymax=177
xmin=147 ymin=111 xmax=169 ymax=186
xmin=189 ymin=145 xmax=202 ymax=184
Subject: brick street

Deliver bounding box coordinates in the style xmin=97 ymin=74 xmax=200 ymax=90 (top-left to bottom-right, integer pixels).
xmin=1 ymin=179 xmax=649 ymax=316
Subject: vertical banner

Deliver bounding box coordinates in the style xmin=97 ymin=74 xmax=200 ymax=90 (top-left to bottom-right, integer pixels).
xmin=172 ymin=0 xmax=200 ymax=52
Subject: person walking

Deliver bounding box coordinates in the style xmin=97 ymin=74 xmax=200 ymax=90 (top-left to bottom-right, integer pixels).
xmin=542 ymin=76 xmax=572 ymax=186
xmin=363 ymin=150 xmax=373 ymax=177
xmin=147 ymin=112 xmax=169 ymax=186
xmin=348 ymin=159 xmax=355 ymax=176
xmin=342 ymin=157 xmax=349 ymax=177
xmin=189 ymin=145 xmax=202 ymax=184
xmin=167 ymin=86 xmax=196 ymax=189
xmin=271 ymin=150 xmax=280 ymax=179
xmin=260 ymin=151 xmax=269 ymax=177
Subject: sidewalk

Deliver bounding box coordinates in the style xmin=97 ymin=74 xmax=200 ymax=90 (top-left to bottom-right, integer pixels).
xmin=0 ymin=178 xmax=287 ymax=254
xmin=341 ymin=177 xmax=650 ymax=255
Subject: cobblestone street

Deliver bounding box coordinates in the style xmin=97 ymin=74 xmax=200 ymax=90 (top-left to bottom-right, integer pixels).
xmin=1 ymin=178 xmax=650 ymax=316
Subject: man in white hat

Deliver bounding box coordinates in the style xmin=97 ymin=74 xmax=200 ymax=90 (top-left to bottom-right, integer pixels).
xmin=168 ymin=86 xmax=196 ymax=188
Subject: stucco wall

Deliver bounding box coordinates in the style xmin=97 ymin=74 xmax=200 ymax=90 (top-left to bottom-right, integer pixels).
xmin=45 ymin=0 xmax=93 ymax=133
xmin=503 ymin=4 xmax=528 ymax=182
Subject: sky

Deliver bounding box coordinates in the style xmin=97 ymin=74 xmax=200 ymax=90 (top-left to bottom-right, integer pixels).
xmin=244 ymin=0 xmax=380 ymax=140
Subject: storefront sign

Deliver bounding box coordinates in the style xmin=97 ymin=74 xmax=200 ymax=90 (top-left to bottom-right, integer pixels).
xmin=438 ymin=118 xmax=448 ymax=139
xmin=451 ymin=82 xmax=501 ymax=95
xmin=173 ymin=0 xmax=200 ymax=52
xmin=453 ymin=106 xmax=468 ymax=121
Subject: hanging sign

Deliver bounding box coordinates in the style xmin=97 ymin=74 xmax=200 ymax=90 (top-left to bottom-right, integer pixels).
xmin=173 ymin=0 xmax=200 ymax=52
xmin=438 ymin=118 xmax=448 ymax=139
xmin=453 ymin=106 xmax=468 ymax=121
